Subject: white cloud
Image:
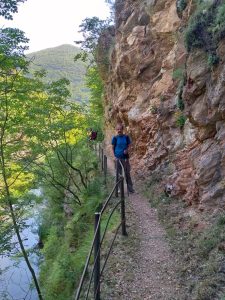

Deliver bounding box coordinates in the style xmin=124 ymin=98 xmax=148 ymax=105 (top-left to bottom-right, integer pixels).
xmin=0 ymin=0 xmax=110 ymax=53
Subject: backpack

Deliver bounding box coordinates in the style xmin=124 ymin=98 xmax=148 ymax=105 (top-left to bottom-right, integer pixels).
xmin=113 ymin=135 xmax=130 ymax=158
xmin=90 ymin=131 xmax=97 ymax=140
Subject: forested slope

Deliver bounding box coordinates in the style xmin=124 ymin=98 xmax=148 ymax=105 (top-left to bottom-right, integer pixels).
xmin=27 ymin=44 xmax=90 ymax=102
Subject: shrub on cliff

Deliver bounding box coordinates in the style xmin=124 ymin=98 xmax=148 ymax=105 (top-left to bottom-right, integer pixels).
xmin=185 ymin=3 xmax=215 ymax=53
xmin=185 ymin=1 xmax=225 ymax=64
xmin=176 ymin=0 xmax=187 ymax=17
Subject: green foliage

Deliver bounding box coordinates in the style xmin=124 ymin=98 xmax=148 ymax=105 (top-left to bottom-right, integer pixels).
xmin=185 ymin=2 xmax=214 ymax=52
xmin=176 ymin=0 xmax=187 ymax=14
xmin=74 ymin=51 xmax=89 ymax=63
xmin=160 ymin=94 xmax=166 ymax=102
xmin=217 ymin=214 xmax=225 ymax=226
xmin=74 ymin=16 xmax=113 ymax=70
xmin=40 ymin=232 xmax=76 ymax=300
xmin=214 ymin=3 xmax=225 ymax=40
xmin=0 ymin=27 xmax=29 ymax=68
xmin=0 ymin=16 xmax=94 ymax=300
xmin=0 ymin=214 xmax=14 ymax=253
xmin=0 ymin=2 xmax=112 ymax=299
xmin=0 ymin=4 xmax=114 ymax=300
xmin=86 ymin=65 xmax=104 ymax=133
xmin=0 ymin=3 xmax=46 ymax=298
xmin=39 ymin=173 xmax=118 ymax=299
xmin=197 ymin=214 xmax=225 ymax=258
xmin=176 ymin=113 xmax=186 ymax=128
xmin=27 ymin=44 xmax=90 ymax=102
xmin=74 ymin=15 xmax=113 ymax=138
xmin=207 ymin=53 xmax=220 ymax=67
xmin=0 ymin=28 xmax=37 ymax=205
xmin=197 ymin=232 xmax=221 ymax=259
xmin=174 ymin=110 xmax=187 ymax=128
xmin=185 ymin=2 xmax=225 ymax=60
xmin=216 ymin=4 xmax=225 ymax=23
xmin=75 ymin=17 xmax=110 ymax=56
xmin=176 ymin=97 xmax=185 ymax=111
xmin=0 ymin=0 xmax=26 ymax=20
xmin=172 ymin=68 xmax=184 ymax=80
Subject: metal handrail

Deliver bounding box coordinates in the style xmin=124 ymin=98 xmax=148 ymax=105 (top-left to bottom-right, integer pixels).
xmin=101 ymin=178 xmax=122 ymax=213
xmin=74 ymin=174 xmax=126 ymax=300
xmin=85 ymin=200 xmax=122 ymax=299
xmin=94 ymin=222 xmax=122 ymax=300
xmin=115 ymin=158 xmax=130 ymax=197
xmin=74 ymin=215 xmax=101 ymax=299
xmin=97 ymin=144 xmax=127 ymax=191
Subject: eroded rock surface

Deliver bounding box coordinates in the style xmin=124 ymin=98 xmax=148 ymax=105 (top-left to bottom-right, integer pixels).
xmin=100 ymin=0 xmax=225 ymax=216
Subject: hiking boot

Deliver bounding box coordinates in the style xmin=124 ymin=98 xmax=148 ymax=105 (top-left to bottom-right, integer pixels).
xmin=129 ymin=188 xmax=135 ymax=194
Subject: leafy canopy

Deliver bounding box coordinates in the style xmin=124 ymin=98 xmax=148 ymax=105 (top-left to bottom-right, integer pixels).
xmin=0 ymin=0 xmax=26 ymax=20
xmin=74 ymin=16 xmax=111 ymax=63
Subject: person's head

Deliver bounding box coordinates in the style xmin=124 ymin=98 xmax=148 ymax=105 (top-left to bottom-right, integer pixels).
xmin=116 ymin=123 xmax=124 ymax=136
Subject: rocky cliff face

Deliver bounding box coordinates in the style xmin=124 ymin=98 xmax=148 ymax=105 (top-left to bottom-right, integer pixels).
xmin=100 ymin=0 xmax=225 ymax=216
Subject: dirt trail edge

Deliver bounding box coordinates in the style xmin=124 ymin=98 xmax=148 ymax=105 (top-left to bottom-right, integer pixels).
xmin=101 ymin=158 xmax=184 ymax=300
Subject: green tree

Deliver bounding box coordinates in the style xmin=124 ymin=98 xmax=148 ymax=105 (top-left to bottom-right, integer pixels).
xmin=74 ymin=16 xmax=110 ymax=64
xmin=85 ymin=65 xmax=104 ymax=136
xmin=28 ymin=93 xmax=91 ymax=206
xmin=0 ymin=23 xmax=90 ymax=300
xmin=0 ymin=28 xmax=43 ymax=299
xmin=74 ymin=14 xmax=111 ymax=137
xmin=0 ymin=55 xmax=91 ymax=298
xmin=0 ymin=0 xmax=26 ymax=20
xmin=74 ymin=1 xmax=115 ymax=63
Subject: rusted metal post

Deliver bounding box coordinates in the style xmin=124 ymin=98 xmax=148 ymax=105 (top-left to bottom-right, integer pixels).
xmin=120 ymin=177 xmax=127 ymax=236
xmin=94 ymin=212 xmax=101 ymax=300
xmin=104 ymin=155 xmax=107 ymax=185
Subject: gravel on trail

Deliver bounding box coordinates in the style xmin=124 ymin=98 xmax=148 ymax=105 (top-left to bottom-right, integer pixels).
xmin=101 ymin=159 xmax=184 ymax=300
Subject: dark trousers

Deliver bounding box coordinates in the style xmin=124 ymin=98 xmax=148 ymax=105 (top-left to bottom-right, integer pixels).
xmin=115 ymin=159 xmax=133 ymax=192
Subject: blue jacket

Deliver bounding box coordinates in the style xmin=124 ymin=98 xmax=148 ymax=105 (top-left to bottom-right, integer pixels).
xmin=112 ymin=135 xmax=131 ymax=159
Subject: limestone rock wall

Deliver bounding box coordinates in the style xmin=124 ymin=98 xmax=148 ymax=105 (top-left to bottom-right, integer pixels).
xmin=101 ymin=0 xmax=225 ymax=214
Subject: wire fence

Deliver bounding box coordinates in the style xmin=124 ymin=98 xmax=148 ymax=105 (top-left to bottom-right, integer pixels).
xmin=74 ymin=144 xmax=128 ymax=300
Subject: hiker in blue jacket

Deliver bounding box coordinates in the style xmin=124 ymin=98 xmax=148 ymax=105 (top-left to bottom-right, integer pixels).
xmin=112 ymin=123 xmax=134 ymax=193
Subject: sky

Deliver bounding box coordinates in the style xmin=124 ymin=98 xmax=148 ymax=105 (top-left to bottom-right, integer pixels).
xmin=0 ymin=0 xmax=111 ymax=53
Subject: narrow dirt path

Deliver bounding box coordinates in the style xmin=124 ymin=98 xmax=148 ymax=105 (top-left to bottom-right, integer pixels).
xmin=101 ymin=158 xmax=184 ymax=299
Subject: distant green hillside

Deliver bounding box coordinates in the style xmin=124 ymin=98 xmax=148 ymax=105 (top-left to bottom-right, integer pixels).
xmin=27 ymin=44 xmax=90 ymax=102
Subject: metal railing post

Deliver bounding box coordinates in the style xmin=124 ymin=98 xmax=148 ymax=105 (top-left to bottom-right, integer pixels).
xmin=120 ymin=177 xmax=127 ymax=236
xmin=98 ymin=145 xmax=101 ymax=161
xmin=104 ymin=155 xmax=107 ymax=185
xmin=75 ymin=151 xmax=131 ymax=299
xmin=101 ymin=148 xmax=104 ymax=171
xmin=94 ymin=212 xmax=101 ymax=300
xmin=115 ymin=159 xmax=119 ymax=197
